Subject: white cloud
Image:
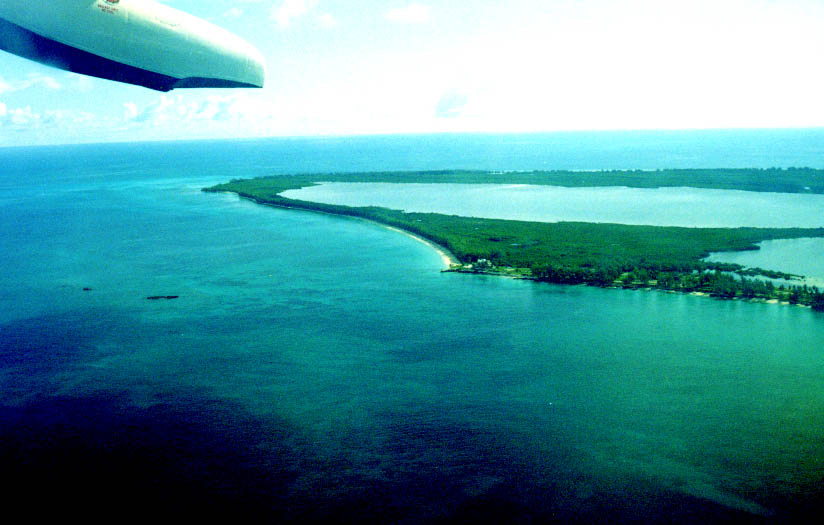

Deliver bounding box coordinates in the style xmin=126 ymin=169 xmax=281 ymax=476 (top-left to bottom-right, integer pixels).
xmin=125 ymin=95 xmax=178 ymax=124
xmin=123 ymin=101 xmax=139 ymax=121
xmin=317 ymin=12 xmax=338 ymax=29
xmin=386 ymin=3 xmax=430 ymax=24
xmin=2 ymin=92 xmax=281 ymax=144
xmin=0 ymin=75 xmax=61 ymax=95
xmin=0 ymin=105 xmax=39 ymax=128
xmin=192 ymin=97 xmax=237 ymax=121
xmin=123 ymin=94 xmax=277 ymax=127
xmin=70 ymin=75 xmax=95 ymax=93
xmin=435 ymin=91 xmax=468 ymax=119
xmin=272 ymin=0 xmax=318 ymax=28
xmin=223 ymin=7 xmax=243 ymax=19
xmin=191 ymin=95 xmax=277 ymax=124
xmin=0 ymin=104 xmax=93 ymax=130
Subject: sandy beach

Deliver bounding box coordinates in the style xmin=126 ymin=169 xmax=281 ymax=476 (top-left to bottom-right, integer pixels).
xmin=380 ymin=224 xmax=458 ymax=268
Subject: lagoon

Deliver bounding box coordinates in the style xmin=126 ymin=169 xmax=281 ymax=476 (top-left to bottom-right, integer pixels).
xmin=283 ymin=182 xmax=824 ymax=228
xmin=707 ymin=237 xmax=824 ymax=284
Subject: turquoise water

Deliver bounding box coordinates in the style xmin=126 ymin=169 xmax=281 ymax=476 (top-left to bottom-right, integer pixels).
xmin=3 ymin=133 xmax=824 ymax=521
xmin=283 ymin=182 xmax=824 ymax=228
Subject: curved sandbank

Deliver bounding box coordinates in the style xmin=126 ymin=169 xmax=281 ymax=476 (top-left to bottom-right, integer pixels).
xmin=380 ymin=224 xmax=458 ymax=268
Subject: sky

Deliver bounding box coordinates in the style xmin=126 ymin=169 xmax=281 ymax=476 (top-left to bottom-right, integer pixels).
xmin=2 ymin=0 xmax=824 ymax=146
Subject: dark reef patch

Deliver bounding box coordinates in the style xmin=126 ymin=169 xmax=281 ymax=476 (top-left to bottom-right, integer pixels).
xmin=0 ymin=394 xmax=779 ymax=524
xmin=0 ymin=395 xmax=301 ymax=522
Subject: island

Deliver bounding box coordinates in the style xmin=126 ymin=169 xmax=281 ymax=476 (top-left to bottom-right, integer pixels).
xmin=204 ymin=169 xmax=824 ymax=311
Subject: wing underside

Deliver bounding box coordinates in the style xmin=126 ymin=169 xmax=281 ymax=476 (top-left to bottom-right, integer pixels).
xmin=0 ymin=1 xmax=264 ymax=91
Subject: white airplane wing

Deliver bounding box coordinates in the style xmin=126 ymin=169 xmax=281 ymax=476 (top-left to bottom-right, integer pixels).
xmin=0 ymin=0 xmax=265 ymax=91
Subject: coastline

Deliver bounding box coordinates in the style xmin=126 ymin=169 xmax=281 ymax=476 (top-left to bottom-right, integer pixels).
xmin=380 ymin=224 xmax=458 ymax=268
xmin=234 ymin=194 xmax=814 ymax=308
xmin=204 ymin=176 xmax=824 ymax=312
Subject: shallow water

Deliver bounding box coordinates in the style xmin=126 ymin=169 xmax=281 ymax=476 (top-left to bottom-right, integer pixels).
xmin=3 ymin=136 xmax=824 ymax=521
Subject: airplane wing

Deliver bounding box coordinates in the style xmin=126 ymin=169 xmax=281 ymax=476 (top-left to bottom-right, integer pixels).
xmin=0 ymin=0 xmax=265 ymax=91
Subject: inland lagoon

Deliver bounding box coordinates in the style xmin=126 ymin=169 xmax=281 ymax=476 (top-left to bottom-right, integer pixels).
xmin=282 ymin=181 xmax=824 ymax=228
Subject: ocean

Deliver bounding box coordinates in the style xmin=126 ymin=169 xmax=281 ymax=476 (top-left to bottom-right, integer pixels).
xmin=2 ymin=130 xmax=824 ymax=522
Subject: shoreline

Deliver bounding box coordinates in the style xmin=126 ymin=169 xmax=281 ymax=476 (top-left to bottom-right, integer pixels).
xmin=205 ymin=179 xmax=824 ymax=312
xmin=380 ymin=224 xmax=458 ymax=268
xmin=247 ymin=196 xmax=813 ymax=308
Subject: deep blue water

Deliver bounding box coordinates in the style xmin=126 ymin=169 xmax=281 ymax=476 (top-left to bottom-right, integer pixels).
xmin=2 ymin=130 xmax=824 ymax=522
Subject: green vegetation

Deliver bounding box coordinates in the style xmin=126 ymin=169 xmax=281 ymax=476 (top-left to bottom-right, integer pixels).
xmin=204 ymin=171 xmax=824 ymax=310
xmin=212 ymin=167 xmax=824 ymax=193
